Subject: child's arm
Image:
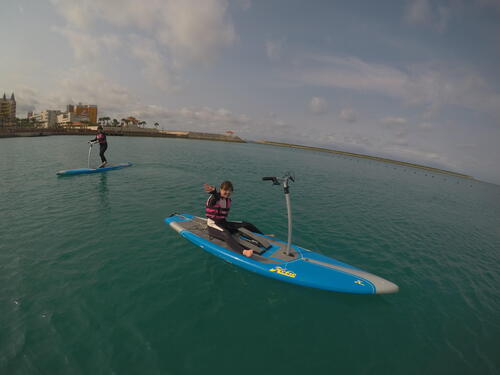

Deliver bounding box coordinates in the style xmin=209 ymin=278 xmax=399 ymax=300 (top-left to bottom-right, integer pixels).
xmin=203 ymin=184 xmax=215 ymax=193
xmin=203 ymin=184 xmax=220 ymax=207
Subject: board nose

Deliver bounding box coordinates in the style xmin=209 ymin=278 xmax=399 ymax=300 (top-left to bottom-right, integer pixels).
xmin=374 ymin=279 xmax=399 ymax=294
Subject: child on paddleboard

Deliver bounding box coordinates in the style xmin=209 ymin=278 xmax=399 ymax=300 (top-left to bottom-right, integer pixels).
xmin=89 ymin=125 xmax=108 ymax=168
xmin=204 ymin=181 xmax=263 ymax=258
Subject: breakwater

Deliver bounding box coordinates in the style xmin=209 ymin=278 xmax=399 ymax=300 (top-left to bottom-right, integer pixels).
xmin=257 ymin=140 xmax=474 ymax=179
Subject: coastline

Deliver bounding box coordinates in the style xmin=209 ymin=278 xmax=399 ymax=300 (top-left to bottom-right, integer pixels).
xmin=0 ymin=127 xmax=475 ymax=180
xmin=0 ymin=127 xmax=245 ymax=143
xmin=256 ymin=140 xmax=474 ymax=180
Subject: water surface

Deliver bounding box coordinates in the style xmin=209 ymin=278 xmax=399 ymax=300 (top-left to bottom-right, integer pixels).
xmin=1 ymin=136 xmax=499 ymax=374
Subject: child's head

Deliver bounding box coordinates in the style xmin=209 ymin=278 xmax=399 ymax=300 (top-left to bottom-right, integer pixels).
xmin=97 ymin=125 xmax=103 ymax=131
xmin=220 ymin=181 xmax=233 ymax=198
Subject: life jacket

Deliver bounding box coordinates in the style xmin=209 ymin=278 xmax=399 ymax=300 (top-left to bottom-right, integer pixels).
xmin=205 ymin=195 xmax=231 ymax=221
xmin=97 ymin=132 xmax=107 ymax=144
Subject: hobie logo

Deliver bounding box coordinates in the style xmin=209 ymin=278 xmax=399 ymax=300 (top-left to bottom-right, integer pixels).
xmin=354 ymin=280 xmax=365 ymax=286
xmin=269 ymin=266 xmax=296 ymax=278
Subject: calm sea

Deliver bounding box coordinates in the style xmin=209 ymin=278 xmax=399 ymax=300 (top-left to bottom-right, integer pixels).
xmin=1 ymin=136 xmax=499 ymax=375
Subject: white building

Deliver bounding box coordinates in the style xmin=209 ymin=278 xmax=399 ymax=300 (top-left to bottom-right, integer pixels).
xmin=57 ymin=112 xmax=89 ymax=127
xmin=28 ymin=110 xmax=61 ymax=128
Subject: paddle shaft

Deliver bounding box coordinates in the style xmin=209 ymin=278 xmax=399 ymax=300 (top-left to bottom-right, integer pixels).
xmin=87 ymin=143 xmax=93 ymax=169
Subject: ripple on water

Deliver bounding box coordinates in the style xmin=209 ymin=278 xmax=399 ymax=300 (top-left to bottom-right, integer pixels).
xmin=1 ymin=137 xmax=500 ymax=374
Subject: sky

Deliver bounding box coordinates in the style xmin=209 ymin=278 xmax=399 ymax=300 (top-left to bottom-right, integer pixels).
xmin=1 ymin=0 xmax=500 ymax=183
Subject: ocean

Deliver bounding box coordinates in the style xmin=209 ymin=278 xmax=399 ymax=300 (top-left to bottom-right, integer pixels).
xmin=1 ymin=135 xmax=499 ymax=374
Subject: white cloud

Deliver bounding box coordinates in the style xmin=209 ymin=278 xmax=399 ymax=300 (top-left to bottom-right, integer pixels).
xmin=293 ymin=55 xmax=500 ymax=121
xmin=128 ymin=34 xmax=178 ymax=91
xmin=418 ymin=122 xmax=433 ymax=130
xmin=308 ymin=97 xmax=328 ymax=114
xmin=57 ymin=68 xmax=136 ymax=112
xmin=266 ymin=40 xmax=284 ymax=61
xmin=404 ymin=0 xmax=451 ymax=32
xmin=406 ymin=0 xmax=433 ymax=25
xmin=52 ymin=27 xmax=122 ymax=61
xmin=156 ymin=0 xmax=236 ymax=64
xmin=477 ymin=0 xmax=500 ymax=10
xmin=238 ymin=0 xmax=252 ymax=11
xmin=297 ymin=55 xmax=408 ymax=97
xmin=50 ymin=0 xmax=237 ymax=88
xmin=129 ymin=105 xmax=251 ymax=132
xmin=13 ymin=86 xmax=41 ymax=114
xmin=381 ymin=116 xmax=407 ymax=126
xmin=339 ymin=108 xmax=357 ymax=123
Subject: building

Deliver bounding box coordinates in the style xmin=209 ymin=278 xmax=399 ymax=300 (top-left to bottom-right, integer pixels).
xmin=28 ymin=110 xmax=61 ymax=128
xmin=57 ymin=111 xmax=90 ymax=127
xmin=69 ymin=103 xmax=98 ymax=124
xmin=0 ymin=92 xmax=16 ymax=127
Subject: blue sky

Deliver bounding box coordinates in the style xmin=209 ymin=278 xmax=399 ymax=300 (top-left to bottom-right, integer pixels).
xmin=1 ymin=0 xmax=500 ymax=183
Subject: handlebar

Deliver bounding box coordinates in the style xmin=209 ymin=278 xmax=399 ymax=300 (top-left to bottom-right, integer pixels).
xmin=262 ymin=176 xmax=279 ymax=185
xmin=262 ymin=173 xmax=295 ymax=186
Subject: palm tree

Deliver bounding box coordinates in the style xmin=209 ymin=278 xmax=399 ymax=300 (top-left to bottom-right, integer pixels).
xmin=154 ymin=122 xmax=159 ymax=129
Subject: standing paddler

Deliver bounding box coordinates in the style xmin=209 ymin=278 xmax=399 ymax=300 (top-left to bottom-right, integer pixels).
xmin=89 ymin=125 xmax=108 ymax=168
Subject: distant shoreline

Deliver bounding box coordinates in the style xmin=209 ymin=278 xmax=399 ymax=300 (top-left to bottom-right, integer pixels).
xmin=0 ymin=127 xmax=475 ymax=179
xmin=0 ymin=127 xmax=245 ymax=143
xmin=256 ymin=140 xmax=474 ymax=180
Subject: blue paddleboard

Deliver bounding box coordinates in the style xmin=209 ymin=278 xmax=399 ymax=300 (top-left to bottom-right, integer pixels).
xmin=57 ymin=162 xmax=132 ymax=176
xmin=165 ymin=214 xmax=399 ymax=294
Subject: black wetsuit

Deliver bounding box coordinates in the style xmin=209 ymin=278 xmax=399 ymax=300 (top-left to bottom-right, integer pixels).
xmin=206 ymin=189 xmax=262 ymax=254
xmin=91 ymin=132 xmax=107 ymax=163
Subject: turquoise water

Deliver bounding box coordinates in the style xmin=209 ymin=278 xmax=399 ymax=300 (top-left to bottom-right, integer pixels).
xmin=1 ymin=136 xmax=499 ymax=375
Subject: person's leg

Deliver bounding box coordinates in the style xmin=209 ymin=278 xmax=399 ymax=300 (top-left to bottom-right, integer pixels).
xmin=208 ymin=226 xmax=245 ymax=254
xmin=226 ymin=221 xmax=263 ymax=234
xmin=99 ymin=144 xmax=108 ymax=163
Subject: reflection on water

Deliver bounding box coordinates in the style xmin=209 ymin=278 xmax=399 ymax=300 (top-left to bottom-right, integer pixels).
xmin=98 ymin=173 xmax=109 ymax=209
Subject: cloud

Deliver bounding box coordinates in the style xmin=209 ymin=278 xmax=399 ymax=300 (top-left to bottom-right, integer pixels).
xmin=57 ymin=68 xmax=136 ymax=112
xmin=404 ymin=0 xmax=451 ymax=32
xmin=129 ymin=105 xmax=251 ymax=132
xmin=50 ymin=0 xmax=237 ymax=88
xmin=381 ymin=116 xmax=408 ymax=126
xmin=266 ymin=40 xmax=284 ymax=61
xmin=308 ymin=97 xmax=328 ymax=114
xmin=418 ymin=122 xmax=433 ymax=130
xmin=315 ymin=129 xmax=457 ymax=172
xmin=292 ymin=55 xmax=500 ymax=121
xmin=238 ymin=0 xmax=252 ymax=11
xmin=128 ymin=34 xmax=178 ymax=91
xmin=52 ymin=26 xmax=122 ymax=60
xmin=156 ymin=0 xmax=236 ymax=64
xmin=477 ymin=0 xmax=500 ymax=10
xmin=339 ymin=108 xmax=357 ymax=123
xmin=296 ymin=55 xmax=408 ymax=97
xmin=12 ymin=86 xmax=41 ymax=114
